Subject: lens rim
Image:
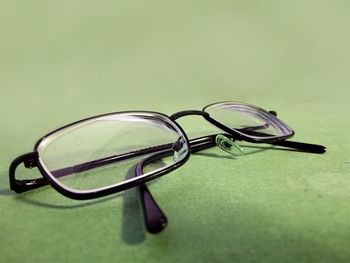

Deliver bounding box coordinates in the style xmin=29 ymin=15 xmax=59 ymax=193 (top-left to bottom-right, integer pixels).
xmin=32 ymin=111 xmax=191 ymax=200
xmin=202 ymin=101 xmax=294 ymax=143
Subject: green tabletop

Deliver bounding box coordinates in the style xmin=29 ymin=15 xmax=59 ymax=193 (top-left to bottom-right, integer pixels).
xmin=1 ymin=1 xmax=350 ymax=262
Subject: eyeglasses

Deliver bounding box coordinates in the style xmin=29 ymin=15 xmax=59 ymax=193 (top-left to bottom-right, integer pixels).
xmin=9 ymin=101 xmax=326 ymax=233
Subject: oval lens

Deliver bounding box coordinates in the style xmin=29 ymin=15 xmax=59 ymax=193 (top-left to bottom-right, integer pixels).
xmin=203 ymin=102 xmax=293 ymax=140
xmin=36 ymin=112 xmax=189 ymax=192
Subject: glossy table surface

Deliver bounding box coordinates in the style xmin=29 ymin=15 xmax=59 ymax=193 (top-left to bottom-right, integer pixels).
xmin=1 ymin=1 xmax=349 ymax=262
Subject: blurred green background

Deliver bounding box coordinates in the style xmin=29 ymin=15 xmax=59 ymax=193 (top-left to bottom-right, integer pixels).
xmin=1 ymin=1 xmax=349 ymax=262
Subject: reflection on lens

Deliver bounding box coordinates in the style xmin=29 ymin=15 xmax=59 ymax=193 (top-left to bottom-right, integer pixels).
xmin=204 ymin=102 xmax=293 ymax=140
xmin=37 ymin=113 xmax=189 ymax=192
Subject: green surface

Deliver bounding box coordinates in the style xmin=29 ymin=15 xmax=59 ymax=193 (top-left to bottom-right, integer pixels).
xmin=1 ymin=1 xmax=350 ymax=262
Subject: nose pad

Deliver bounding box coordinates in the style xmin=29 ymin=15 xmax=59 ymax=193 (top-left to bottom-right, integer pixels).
xmin=215 ymin=134 xmax=244 ymax=156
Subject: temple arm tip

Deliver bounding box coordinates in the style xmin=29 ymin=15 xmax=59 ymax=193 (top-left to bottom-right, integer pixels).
xmin=318 ymin=145 xmax=327 ymax=154
xmin=271 ymin=140 xmax=327 ymax=154
xmin=139 ymin=184 xmax=168 ymax=234
xmin=146 ymin=214 xmax=168 ymax=234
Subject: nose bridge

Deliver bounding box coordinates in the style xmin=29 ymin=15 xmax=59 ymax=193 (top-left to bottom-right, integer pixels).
xmin=170 ymin=110 xmax=209 ymax=121
xmin=170 ymin=109 xmax=235 ymax=140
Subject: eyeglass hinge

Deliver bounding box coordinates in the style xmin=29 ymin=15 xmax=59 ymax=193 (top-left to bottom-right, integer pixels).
xmin=269 ymin=110 xmax=277 ymax=116
xmin=23 ymin=152 xmax=39 ymax=168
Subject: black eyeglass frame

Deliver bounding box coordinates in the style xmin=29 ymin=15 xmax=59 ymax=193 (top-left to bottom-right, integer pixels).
xmin=9 ymin=111 xmax=193 ymax=200
xmin=9 ymin=101 xmax=327 ymax=233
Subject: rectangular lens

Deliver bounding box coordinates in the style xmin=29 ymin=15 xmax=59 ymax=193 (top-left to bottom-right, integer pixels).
xmin=204 ymin=102 xmax=293 ymax=140
xmin=36 ymin=112 xmax=189 ymax=192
